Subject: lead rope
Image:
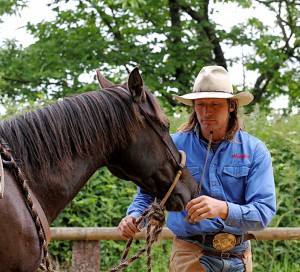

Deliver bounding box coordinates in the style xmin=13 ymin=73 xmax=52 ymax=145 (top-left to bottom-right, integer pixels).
xmin=196 ymin=131 xmax=213 ymax=195
xmin=184 ymin=131 xmax=213 ymax=223
xmin=0 ymin=139 xmax=54 ymax=272
xmin=107 ymin=150 xmax=186 ymax=272
xmin=107 ymin=202 xmax=165 ymax=272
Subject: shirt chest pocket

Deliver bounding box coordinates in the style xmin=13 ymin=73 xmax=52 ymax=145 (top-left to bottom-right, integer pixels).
xmin=222 ymin=165 xmax=250 ymax=180
xmin=222 ymin=165 xmax=251 ymax=202
xmin=187 ymin=166 xmax=201 ymax=184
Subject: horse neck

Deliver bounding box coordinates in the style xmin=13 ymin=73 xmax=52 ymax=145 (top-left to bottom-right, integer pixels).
xmin=1 ymin=88 xmax=140 ymax=223
xmin=30 ymin=155 xmax=105 ymax=223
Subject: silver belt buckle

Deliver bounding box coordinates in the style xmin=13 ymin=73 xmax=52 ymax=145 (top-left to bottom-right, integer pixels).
xmin=212 ymin=233 xmax=236 ymax=251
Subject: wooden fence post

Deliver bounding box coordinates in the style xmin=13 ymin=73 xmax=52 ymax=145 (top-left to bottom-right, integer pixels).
xmin=71 ymin=241 xmax=101 ymax=272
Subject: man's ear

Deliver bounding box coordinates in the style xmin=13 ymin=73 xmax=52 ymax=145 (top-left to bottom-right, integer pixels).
xmin=229 ymin=99 xmax=236 ymax=112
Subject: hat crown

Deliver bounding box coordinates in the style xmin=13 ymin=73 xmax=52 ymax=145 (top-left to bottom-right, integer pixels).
xmin=172 ymin=65 xmax=254 ymax=107
xmin=193 ymin=66 xmax=233 ymax=94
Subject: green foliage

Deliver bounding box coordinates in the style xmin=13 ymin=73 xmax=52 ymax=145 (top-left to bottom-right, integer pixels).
xmin=243 ymin=109 xmax=300 ymax=272
xmin=0 ymin=0 xmax=27 ymax=18
xmin=1 ymin=0 xmax=299 ymax=112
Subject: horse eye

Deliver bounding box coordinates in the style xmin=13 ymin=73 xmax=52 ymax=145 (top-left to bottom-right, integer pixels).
xmin=163 ymin=122 xmax=170 ymax=132
xmin=166 ymin=122 xmax=170 ymax=130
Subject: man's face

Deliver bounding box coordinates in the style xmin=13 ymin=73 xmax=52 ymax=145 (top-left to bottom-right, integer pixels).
xmin=194 ymin=98 xmax=233 ymax=138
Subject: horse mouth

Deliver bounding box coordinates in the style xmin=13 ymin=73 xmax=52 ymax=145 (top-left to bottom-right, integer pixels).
xmin=164 ymin=194 xmax=186 ymax=212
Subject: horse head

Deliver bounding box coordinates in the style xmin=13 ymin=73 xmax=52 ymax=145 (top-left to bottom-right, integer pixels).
xmin=98 ymin=67 xmax=197 ymax=211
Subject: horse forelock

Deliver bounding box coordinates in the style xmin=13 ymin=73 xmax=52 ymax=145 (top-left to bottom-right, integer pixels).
xmin=143 ymin=87 xmax=170 ymax=127
xmin=0 ymin=87 xmax=147 ymax=182
xmin=107 ymin=83 xmax=169 ymax=128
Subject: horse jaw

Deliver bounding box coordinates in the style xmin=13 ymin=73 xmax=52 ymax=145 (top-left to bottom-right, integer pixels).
xmin=96 ymin=68 xmax=114 ymax=89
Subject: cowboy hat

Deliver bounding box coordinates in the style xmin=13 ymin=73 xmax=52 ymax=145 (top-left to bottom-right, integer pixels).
xmin=173 ymin=66 xmax=254 ymax=106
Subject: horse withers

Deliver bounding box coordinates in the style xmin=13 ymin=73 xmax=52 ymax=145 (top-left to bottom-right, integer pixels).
xmin=0 ymin=67 xmax=197 ymax=271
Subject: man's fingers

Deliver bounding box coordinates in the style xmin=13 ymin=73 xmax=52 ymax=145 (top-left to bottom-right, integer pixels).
xmin=186 ymin=198 xmax=198 ymax=210
xmin=117 ymin=216 xmax=141 ymax=239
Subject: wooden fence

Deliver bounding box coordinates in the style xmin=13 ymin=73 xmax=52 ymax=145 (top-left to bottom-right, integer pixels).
xmin=50 ymin=227 xmax=300 ymax=271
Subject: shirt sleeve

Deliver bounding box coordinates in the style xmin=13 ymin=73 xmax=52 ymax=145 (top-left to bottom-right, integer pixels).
xmin=224 ymin=142 xmax=276 ymax=232
xmin=126 ymin=187 xmax=155 ymax=218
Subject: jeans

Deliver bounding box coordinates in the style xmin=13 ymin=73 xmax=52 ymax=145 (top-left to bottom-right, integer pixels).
xmin=194 ymin=237 xmax=250 ymax=272
xmin=169 ymin=236 xmax=252 ymax=272
xmin=200 ymin=253 xmax=245 ymax=272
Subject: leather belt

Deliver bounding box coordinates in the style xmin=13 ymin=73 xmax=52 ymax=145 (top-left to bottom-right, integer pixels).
xmin=189 ymin=232 xmax=256 ymax=248
xmin=202 ymin=250 xmax=244 ymax=260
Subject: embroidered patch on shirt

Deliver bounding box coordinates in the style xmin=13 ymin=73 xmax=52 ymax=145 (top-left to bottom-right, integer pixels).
xmin=232 ymin=154 xmax=250 ymax=159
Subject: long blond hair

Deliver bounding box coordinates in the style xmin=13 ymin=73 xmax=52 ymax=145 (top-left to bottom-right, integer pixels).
xmin=177 ymin=99 xmax=244 ymax=141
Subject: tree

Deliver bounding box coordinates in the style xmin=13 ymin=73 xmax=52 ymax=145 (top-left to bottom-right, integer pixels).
xmin=0 ymin=0 xmax=27 ymax=19
xmin=0 ymin=0 xmax=299 ymax=114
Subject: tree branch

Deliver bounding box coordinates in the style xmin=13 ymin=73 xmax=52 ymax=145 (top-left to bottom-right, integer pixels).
xmin=179 ymin=1 xmax=227 ymax=69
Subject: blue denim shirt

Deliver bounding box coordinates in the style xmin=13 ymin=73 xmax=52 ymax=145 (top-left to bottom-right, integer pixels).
xmin=127 ymin=128 xmax=276 ymax=237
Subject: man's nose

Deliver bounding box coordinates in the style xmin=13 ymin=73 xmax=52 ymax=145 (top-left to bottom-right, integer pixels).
xmin=204 ymin=105 xmax=211 ymax=115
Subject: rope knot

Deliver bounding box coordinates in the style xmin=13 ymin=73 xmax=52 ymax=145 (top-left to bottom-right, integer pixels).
xmin=148 ymin=202 xmax=165 ymax=227
xmin=107 ymin=201 xmax=166 ymax=272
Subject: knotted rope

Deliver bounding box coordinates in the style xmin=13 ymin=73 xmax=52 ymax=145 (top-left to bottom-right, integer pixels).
xmin=107 ymin=202 xmax=165 ymax=272
xmin=0 ymin=139 xmax=54 ymax=272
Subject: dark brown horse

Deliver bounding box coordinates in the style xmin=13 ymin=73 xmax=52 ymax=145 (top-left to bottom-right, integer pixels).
xmin=0 ymin=67 xmax=197 ymax=271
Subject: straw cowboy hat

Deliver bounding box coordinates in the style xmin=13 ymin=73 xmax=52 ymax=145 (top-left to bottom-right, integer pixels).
xmin=173 ymin=66 xmax=254 ymax=106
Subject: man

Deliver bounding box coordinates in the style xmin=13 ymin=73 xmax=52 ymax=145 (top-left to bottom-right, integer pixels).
xmin=118 ymin=66 xmax=276 ymax=272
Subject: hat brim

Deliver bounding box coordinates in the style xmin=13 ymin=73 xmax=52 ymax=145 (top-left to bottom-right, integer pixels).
xmin=173 ymin=91 xmax=254 ymax=106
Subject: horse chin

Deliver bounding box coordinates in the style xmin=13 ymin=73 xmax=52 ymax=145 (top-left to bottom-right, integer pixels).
xmin=164 ymin=195 xmax=186 ymax=212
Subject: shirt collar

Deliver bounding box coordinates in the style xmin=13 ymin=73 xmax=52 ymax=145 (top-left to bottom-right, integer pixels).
xmin=193 ymin=123 xmax=200 ymax=139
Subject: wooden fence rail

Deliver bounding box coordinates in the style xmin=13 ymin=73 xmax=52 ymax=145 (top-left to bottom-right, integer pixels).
xmin=49 ymin=227 xmax=300 ymax=271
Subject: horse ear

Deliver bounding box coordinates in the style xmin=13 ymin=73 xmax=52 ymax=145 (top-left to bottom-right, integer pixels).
xmin=128 ymin=67 xmax=146 ymax=102
xmin=96 ymin=68 xmax=114 ymax=89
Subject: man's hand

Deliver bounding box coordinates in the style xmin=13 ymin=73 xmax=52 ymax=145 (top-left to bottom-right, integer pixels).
xmin=186 ymin=195 xmax=228 ymax=223
xmin=117 ymin=215 xmax=141 ymax=239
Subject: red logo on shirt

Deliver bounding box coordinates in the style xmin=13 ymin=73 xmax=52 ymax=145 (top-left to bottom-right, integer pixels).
xmin=232 ymin=154 xmax=250 ymax=159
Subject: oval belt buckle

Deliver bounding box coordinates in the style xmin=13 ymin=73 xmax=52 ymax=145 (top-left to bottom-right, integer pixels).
xmin=212 ymin=233 xmax=236 ymax=251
